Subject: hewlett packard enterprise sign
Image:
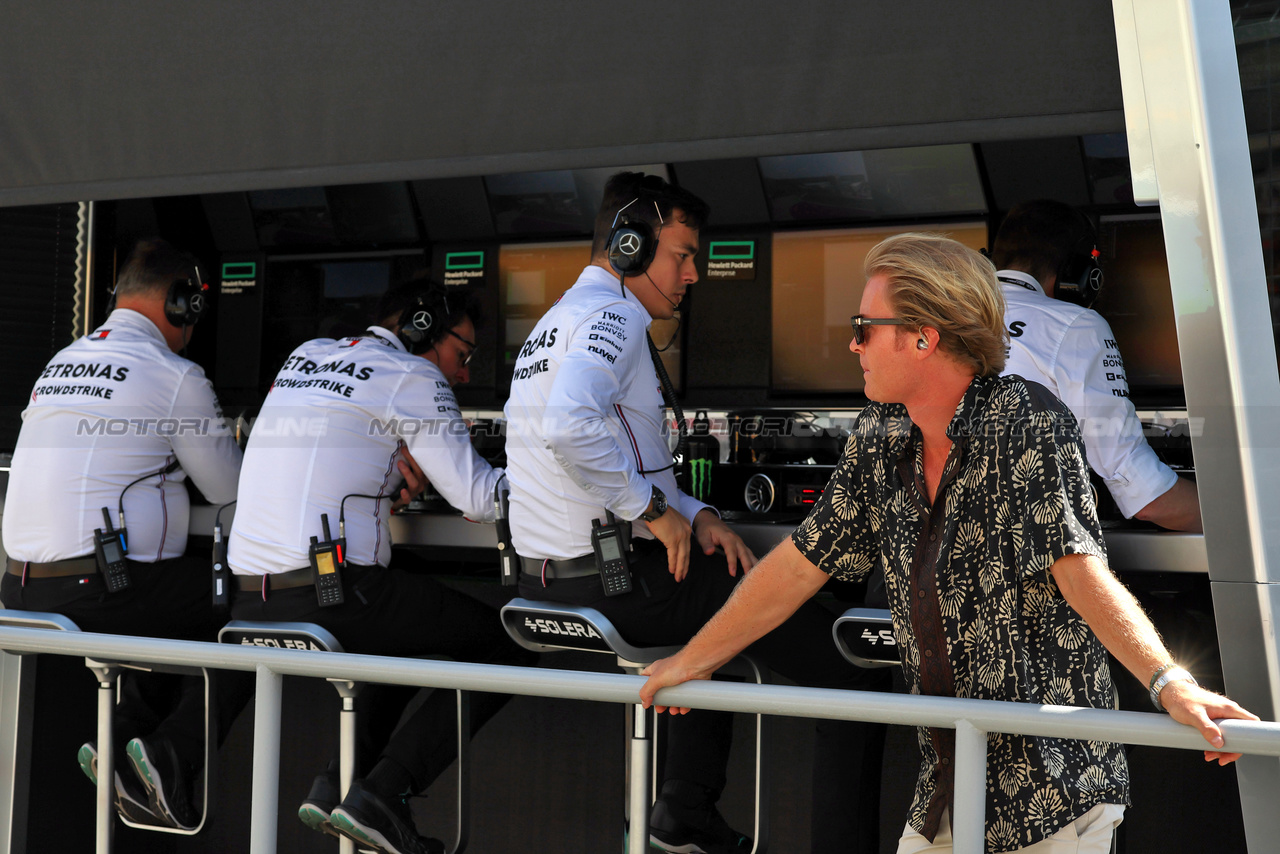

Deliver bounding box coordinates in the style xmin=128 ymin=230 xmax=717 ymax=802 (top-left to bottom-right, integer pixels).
xmin=219 ymin=261 xmax=257 ymax=294
xmin=705 ymin=241 xmax=755 ymax=280
xmin=443 ymin=251 xmax=486 ymax=284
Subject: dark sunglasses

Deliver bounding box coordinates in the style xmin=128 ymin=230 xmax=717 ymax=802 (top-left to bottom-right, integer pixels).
xmin=446 ymin=329 xmax=477 ymax=367
xmin=850 ymin=315 xmax=910 ymax=345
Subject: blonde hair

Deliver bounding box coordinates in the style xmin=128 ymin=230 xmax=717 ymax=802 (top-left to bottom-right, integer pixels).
xmin=864 ymin=232 xmax=1007 ymax=376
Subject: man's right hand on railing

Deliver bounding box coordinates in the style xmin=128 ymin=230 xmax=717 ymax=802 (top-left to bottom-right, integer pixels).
xmin=1160 ymin=679 xmax=1259 ymax=765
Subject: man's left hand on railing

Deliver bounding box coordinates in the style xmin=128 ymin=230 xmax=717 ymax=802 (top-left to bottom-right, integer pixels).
xmin=1160 ymin=681 xmax=1259 ymax=765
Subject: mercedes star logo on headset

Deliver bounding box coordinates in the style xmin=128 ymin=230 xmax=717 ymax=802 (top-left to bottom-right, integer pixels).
xmin=412 ymin=310 xmax=432 ymax=330
xmin=189 ymin=293 xmax=205 ymax=314
xmin=618 ymin=233 xmax=642 ymax=256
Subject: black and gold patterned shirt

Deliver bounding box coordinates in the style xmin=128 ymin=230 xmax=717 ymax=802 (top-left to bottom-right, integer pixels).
xmin=792 ymin=374 xmax=1129 ymax=852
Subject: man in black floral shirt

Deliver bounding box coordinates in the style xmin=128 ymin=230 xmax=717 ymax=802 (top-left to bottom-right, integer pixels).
xmin=641 ymin=233 xmax=1255 ymax=853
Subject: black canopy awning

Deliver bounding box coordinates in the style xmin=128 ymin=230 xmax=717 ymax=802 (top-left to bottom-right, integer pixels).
xmin=0 ymin=0 xmax=1123 ymax=206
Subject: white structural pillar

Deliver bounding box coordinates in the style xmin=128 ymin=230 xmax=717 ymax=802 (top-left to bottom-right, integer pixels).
xmin=0 ymin=653 xmax=33 ymax=854
xmin=1115 ymin=1 xmax=1280 ymax=849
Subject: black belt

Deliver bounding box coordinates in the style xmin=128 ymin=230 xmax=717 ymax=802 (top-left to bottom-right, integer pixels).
xmin=519 ymin=539 xmax=659 ymax=580
xmin=520 ymin=554 xmax=599 ymax=579
xmin=7 ymin=557 xmax=99 ymax=579
xmin=235 ymin=567 xmax=316 ymax=592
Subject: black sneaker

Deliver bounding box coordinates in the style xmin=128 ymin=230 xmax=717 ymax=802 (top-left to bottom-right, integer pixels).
xmin=330 ymin=778 xmax=444 ymax=854
xmin=125 ymin=735 xmax=199 ymax=831
xmin=76 ymin=742 xmax=164 ymax=827
xmin=298 ymin=763 xmax=342 ymax=839
xmin=649 ymin=780 xmax=752 ymax=854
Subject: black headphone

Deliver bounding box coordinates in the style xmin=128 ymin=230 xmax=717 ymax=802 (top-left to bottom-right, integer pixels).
xmin=163 ymin=263 xmax=208 ymax=327
xmin=606 ymin=198 xmax=661 ymax=277
xmin=396 ymin=288 xmax=452 ymax=355
xmin=1054 ymin=212 xmax=1104 ymax=308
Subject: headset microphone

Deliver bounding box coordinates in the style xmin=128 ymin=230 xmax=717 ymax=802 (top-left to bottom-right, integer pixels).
xmin=644 ymin=271 xmax=681 ymax=312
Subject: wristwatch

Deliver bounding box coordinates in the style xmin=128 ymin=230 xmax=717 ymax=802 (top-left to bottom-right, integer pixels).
xmin=1149 ymin=664 xmax=1198 ymax=711
xmin=639 ymin=485 xmax=667 ymax=522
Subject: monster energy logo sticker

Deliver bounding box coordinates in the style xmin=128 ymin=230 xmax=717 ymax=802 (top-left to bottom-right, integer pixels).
xmin=689 ymin=458 xmax=713 ymax=501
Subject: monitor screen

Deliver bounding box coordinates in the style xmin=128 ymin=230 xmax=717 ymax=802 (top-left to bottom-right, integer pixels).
xmin=1093 ymin=215 xmax=1184 ymax=401
xmin=771 ymin=223 xmax=989 ymax=393
xmin=1083 ymin=134 xmax=1136 ymax=206
xmin=498 ymin=242 xmax=682 ymax=390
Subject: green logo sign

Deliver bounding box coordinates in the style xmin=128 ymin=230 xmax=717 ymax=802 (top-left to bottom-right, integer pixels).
xmin=689 ymin=458 xmax=713 ymax=502
xmin=222 ymin=261 xmax=257 ymax=279
xmin=707 ymin=241 xmax=755 ymax=260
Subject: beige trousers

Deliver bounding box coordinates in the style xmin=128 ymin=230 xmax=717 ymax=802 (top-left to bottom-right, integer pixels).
xmin=896 ymin=803 xmax=1125 ymax=854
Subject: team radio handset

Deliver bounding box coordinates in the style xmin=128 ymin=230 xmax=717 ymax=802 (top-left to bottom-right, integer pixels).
xmin=591 ymin=511 xmax=633 ymax=597
xmin=93 ymin=507 xmax=131 ymax=592
xmin=211 ymin=501 xmax=236 ymax=609
xmin=309 ymin=513 xmax=346 ymax=607
xmin=494 ymin=478 xmax=518 ymax=586
xmin=310 ymin=492 xmax=398 ymax=607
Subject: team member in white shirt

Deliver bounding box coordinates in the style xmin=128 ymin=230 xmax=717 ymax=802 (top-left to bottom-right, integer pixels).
xmin=1 ymin=238 xmax=250 ymax=830
xmin=228 ymin=280 xmax=533 ymax=854
xmin=992 ymin=199 xmax=1201 ymax=532
xmin=504 ymin=172 xmax=888 ymax=854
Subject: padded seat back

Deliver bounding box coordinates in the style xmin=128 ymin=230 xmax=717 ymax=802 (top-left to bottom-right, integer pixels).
xmin=218 ymin=620 xmax=343 ymax=653
xmin=0 ymin=609 xmax=81 ymax=632
xmin=501 ymin=599 xmax=680 ymax=667
xmin=832 ymin=607 xmax=900 ymax=668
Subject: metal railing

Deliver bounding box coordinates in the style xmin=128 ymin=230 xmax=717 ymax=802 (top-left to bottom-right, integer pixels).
xmin=1 ymin=626 xmax=1278 ymax=854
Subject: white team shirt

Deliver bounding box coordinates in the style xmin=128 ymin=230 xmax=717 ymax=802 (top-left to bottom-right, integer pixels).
xmin=3 ymin=309 xmax=242 ymax=563
xmin=999 ymin=269 xmax=1177 ymax=517
xmin=503 ymin=265 xmax=711 ymax=561
xmin=228 ymin=327 xmax=503 ymax=575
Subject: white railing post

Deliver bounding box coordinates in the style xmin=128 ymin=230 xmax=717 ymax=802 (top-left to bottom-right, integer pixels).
xmin=93 ymin=667 xmax=115 ymax=854
xmin=952 ymin=719 xmax=987 ymax=854
xmin=339 ymin=691 xmax=356 ymax=854
xmin=627 ymin=703 xmax=651 ymax=854
xmin=250 ymin=665 xmax=282 ymax=854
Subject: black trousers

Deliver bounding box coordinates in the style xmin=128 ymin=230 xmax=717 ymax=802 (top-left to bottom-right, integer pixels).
xmin=230 ymin=563 xmax=536 ymax=791
xmin=519 ymin=543 xmax=890 ymax=854
xmin=0 ymin=556 xmax=255 ymax=775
